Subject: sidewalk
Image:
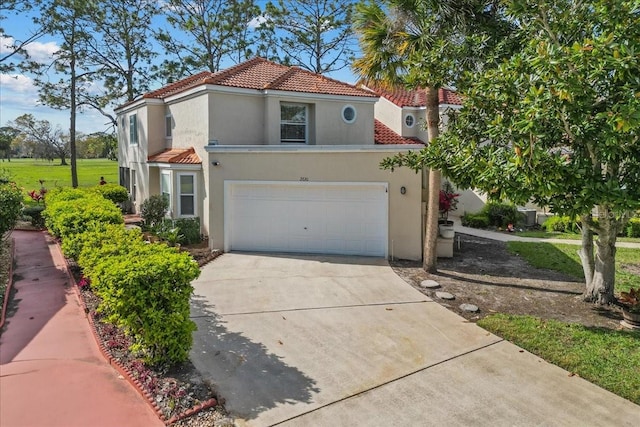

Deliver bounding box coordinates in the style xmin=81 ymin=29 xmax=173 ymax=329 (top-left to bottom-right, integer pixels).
xmin=0 ymin=230 xmax=163 ymax=427
xmin=450 ymin=216 xmax=640 ymax=249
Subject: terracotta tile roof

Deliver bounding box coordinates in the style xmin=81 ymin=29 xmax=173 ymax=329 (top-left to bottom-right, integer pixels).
xmin=374 ymin=120 xmax=424 ymax=145
xmin=366 ymin=83 xmax=462 ymax=107
xmin=142 ymin=57 xmax=377 ymax=100
xmin=147 ymin=148 xmax=201 ymax=164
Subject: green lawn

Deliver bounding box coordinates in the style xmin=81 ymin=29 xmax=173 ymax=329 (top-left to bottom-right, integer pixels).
xmin=507 ymin=241 xmax=640 ymax=293
xmin=0 ymin=158 xmax=118 ymax=203
xmin=515 ymin=230 xmax=640 ymax=244
xmin=478 ymin=314 xmax=640 ymax=405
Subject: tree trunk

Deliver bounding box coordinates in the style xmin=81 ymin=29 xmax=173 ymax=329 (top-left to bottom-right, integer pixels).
xmin=577 ymin=214 xmax=594 ymax=287
xmin=583 ymin=209 xmax=618 ymax=304
xmin=69 ymin=28 xmax=78 ymax=188
xmin=60 ymin=154 xmax=68 ymax=166
xmin=423 ymin=87 xmax=441 ymax=273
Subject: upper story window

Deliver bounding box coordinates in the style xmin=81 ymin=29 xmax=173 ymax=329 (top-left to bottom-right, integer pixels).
xmin=129 ymin=114 xmax=139 ymax=145
xmin=342 ymin=105 xmax=356 ymax=123
xmin=281 ymin=103 xmax=307 ymax=143
xmin=165 ymin=114 xmax=172 ymax=138
xmin=405 ymin=113 xmax=415 ymax=128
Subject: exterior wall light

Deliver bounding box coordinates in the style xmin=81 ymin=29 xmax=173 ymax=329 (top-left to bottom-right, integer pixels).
xmin=400 ymin=186 xmax=406 ymax=194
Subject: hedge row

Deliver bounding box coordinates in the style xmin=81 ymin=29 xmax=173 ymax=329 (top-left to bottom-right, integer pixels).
xmin=43 ymin=187 xmax=123 ymax=239
xmin=461 ymin=202 xmax=521 ymax=228
xmin=544 ymin=215 xmax=640 ymax=237
xmin=45 ymin=188 xmax=200 ymax=366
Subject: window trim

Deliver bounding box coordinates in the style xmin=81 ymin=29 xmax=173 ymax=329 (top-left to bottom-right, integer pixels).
xmin=404 ymin=113 xmax=415 ymax=128
xmin=177 ymin=172 xmax=197 ymax=217
xmin=165 ymin=113 xmax=172 ymax=139
xmin=129 ymin=114 xmax=138 ymax=145
xmin=341 ymin=105 xmax=357 ymax=124
xmin=160 ymin=171 xmax=172 ymax=213
xmin=130 ymin=170 xmax=137 ymax=202
xmin=280 ymin=103 xmax=307 ymax=144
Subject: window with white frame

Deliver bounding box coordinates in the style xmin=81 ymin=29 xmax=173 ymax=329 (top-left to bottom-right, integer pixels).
xmin=280 ymin=103 xmax=307 ymax=143
xmin=130 ymin=170 xmax=137 ymax=202
xmin=178 ymin=173 xmax=196 ymax=216
xmin=129 ymin=114 xmax=138 ymax=145
xmin=165 ymin=114 xmax=172 ymax=138
xmin=405 ymin=113 xmax=415 ymax=128
xmin=161 ymin=171 xmax=171 ymax=211
xmin=342 ymin=105 xmax=356 ymax=123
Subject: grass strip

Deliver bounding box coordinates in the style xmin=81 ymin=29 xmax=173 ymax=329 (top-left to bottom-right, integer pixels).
xmin=478 ymin=314 xmax=640 ymax=405
xmin=507 ymin=242 xmax=639 ymax=293
xmin=515 ymin=230 xmax=640 ymax=243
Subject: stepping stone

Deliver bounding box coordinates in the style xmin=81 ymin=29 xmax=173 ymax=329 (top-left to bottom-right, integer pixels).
xmin=460 ymin=303 xmax=479 ymax=312
xmin=420 ymin=279 xmax=440 ymax=289
xmin=436 ymin=291 xmax=455 ymax=300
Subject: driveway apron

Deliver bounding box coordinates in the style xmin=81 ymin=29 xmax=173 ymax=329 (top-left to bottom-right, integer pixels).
xmin=190 ymin=253 xmax=639 ymax=427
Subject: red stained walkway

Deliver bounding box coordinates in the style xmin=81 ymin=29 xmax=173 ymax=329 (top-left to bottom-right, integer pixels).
xmin=0 ymin=230 xmax=163 ymax=427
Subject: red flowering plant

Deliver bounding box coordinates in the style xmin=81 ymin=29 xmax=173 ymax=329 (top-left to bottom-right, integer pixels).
xmin=439 ymin=181 xmax=460 ymax=222
xmin=28 ymin=180 xmax=47 ymax=204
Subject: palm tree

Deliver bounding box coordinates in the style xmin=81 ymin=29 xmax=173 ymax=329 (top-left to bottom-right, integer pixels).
xmin=352 ymin=0 xmax=509 ymax=272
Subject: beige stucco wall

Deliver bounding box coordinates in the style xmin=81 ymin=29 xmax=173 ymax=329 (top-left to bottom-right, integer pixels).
xmin=204 ymin=149 xmax=423 ymax=260
xmin=167 ymin=94 xmax=210 ymax=149
xmin=374 ymin=97 xmax=402 ymax=135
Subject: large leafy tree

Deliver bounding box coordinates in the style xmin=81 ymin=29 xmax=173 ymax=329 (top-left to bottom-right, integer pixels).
xmin=353 ymin=0 xmax=511 ymax=272
xmin=10 ymin=114 xmax=69 ymax=165
xmin=260 ymin=0 xmax=357 ymax=74
xmin=154 ymin=0 xmax=260 ymax=82
xmin=388 ymin=0 xmax=640 ymax=303
xmin=0 ymin=126 xmax=19 ymax=161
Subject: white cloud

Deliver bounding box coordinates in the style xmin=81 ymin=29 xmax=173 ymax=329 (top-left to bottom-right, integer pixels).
xmin=248 ymin=15 xmax=269 ymax=29
xmin=0 ymin=36 xmax=59 ymax=64
xmin=26 ymin=40 xmax=60 ymax=64
xmin=0 ymin=73 xmax=36 ymax=93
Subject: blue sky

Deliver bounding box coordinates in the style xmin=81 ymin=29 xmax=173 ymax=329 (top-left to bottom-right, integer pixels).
xmin=0 ymin=2 xmax=358 ymax=135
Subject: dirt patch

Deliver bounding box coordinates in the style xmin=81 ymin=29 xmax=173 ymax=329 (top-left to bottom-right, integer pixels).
xmin=392 ymin=233 xmax=627 ymax=330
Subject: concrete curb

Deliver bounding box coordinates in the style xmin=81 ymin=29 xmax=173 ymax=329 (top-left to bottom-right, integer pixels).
xmin=59 ymin=239 xmax=217 ymax=426
xmin=0 ymin=237 xmax=16 ymax=331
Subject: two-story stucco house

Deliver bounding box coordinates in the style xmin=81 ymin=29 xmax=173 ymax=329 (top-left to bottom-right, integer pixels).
xmin=116 ymin=58 xmax=426 ymax=260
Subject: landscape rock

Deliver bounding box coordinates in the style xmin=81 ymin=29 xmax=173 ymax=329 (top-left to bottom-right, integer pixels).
xmin=459 ymin=303 xmax=479 ymax=312
xmin=436 ymin=291 xmax=455 ymax=300
xmin=420 ymin=279 xmax=440 ymax=289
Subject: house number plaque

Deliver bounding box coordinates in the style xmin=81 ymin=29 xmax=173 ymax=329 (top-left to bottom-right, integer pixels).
xmin=300 ymin=177 xmax=309 ymax=181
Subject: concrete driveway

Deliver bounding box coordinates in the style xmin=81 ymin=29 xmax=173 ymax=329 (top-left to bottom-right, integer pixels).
xmin=190 ymin=253 xmax=639 ymax=426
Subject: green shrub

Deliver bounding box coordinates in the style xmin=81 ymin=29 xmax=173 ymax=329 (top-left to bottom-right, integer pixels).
xmin=43 ymin=189 xmax=123 ymax=239
xmin=22 ymin=205 xmax=45 ymax=228
xmin=483 ymin=202 xmax=519 ymax=227
xmin=62 ymin=222 xmax=142 ymax=261
xmin=543 ymin=215 xmax=581 ymax=233
xmin=159 ymin=217 xmax=201 ymax=245
xmin=461 ymin=212 xmax=489 ymax=228
xmin=0 ymin=179 xmax=23 ymax=236
xmin=81 ymin=241 xmax=200 ymax=366
xmin=93 ymin=183 xmax=129 ymax=204
xmin=626 ymin=218 xmax=640 ymax=238
xmin=140 ymin=195 xmax=169 ymax=229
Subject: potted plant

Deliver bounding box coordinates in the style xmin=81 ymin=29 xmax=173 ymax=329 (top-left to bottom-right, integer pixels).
xmin=438 ymin=182 xmax=459 ymax=238
xmin=618 ymin=287 xmax=640 ymax=328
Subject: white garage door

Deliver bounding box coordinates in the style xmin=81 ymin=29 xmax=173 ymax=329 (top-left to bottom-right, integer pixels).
xmin=226 ymin=181 xmax=388 ymax=257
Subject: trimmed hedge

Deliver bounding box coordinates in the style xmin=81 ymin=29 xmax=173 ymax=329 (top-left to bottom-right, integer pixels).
xmin=92 ymin=183 xmax=129 ymax=204
xmin=626 ymin=218 xmax=640 ymax=238
xmin=43 ymin=188 xmax=123 ymax=239
xmin=461 ymin=212 xmax=489 ymax=228
xmin=0 ymin=180 xmax=23 ymax=236
xmin=78 ymin=227 xmax=199 ymax=365
xmin=45 ymin=186 xmax=200 ymax=366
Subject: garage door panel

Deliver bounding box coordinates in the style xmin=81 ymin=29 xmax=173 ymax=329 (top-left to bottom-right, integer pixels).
xmin=227 ymin=182 xmax=388 ymax=257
